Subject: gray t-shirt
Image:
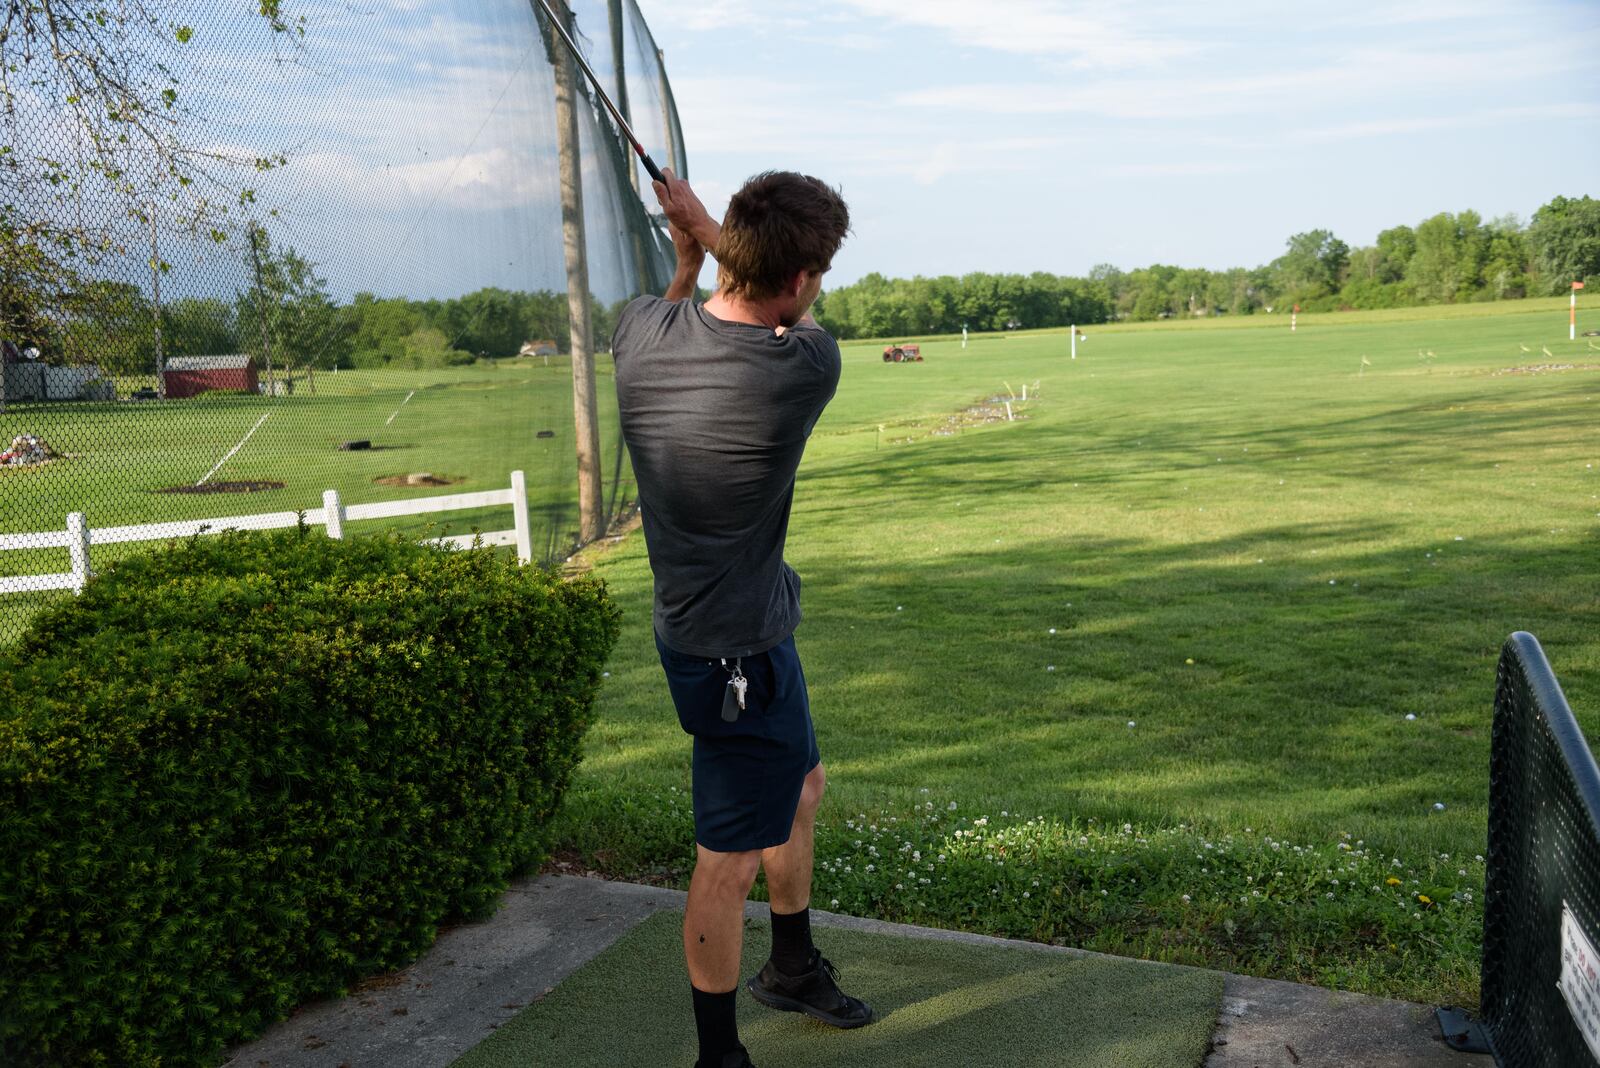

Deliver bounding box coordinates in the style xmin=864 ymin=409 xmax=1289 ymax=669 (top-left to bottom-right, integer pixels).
xmin=612 ymin=296 xmax=841 ymax=658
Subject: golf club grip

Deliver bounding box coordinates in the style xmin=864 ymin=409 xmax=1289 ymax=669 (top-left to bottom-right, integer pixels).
xmin=639 ymin=152 xmax=666 ymax=185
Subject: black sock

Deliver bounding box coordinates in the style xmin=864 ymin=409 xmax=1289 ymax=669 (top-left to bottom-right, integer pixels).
xmin=769 ymin=906 xmax=814 ymax=975
xmin=691 ymin=985 xmax=740 ymax=1065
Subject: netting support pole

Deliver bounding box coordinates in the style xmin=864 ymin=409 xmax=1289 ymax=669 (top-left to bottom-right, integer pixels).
xmin=607 ymin=0 xmax=640 ymax=198
xmin=551 ymin=0 xmax=605 ymax=546
xmin=656 ymin=49 xmax=678 ymax=175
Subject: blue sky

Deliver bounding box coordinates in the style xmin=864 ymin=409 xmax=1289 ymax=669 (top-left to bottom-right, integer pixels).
xmin=640 ymin=0 xmax=1600 ymax=288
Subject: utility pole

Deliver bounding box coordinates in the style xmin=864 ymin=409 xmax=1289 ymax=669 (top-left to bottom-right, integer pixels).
xmin=149 ymin=207 xmax=166 ymax=398
xmin=550 ymin=0 xmax=604 ymax=544
xmin=248 ymin=222 xmax=277 ymax=395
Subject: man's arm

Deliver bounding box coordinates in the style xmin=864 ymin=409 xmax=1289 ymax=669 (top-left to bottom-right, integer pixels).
xmin=663 ymin=222 xmax=705 ymax=302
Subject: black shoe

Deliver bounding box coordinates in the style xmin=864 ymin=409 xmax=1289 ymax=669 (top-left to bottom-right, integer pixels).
xmin=746 ymin=950 xmax=875 ymax=1029
xmin=694 ymin=1046 xmax=754 ymax=1068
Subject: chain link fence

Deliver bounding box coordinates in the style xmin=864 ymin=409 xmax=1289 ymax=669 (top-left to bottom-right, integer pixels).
xmin=0 ymin=0 xmax=683 ymax=645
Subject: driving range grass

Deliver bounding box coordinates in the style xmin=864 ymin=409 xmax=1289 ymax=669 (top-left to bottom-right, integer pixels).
xmin=555 ymin=298 xmax=1600 ymax=1007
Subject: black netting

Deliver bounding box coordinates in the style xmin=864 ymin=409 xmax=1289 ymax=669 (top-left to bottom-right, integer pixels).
xmin=0 ymin=0 xmax=686 ymax=645
xmin=1481 ymin=632 xmax=1600 ymax=1067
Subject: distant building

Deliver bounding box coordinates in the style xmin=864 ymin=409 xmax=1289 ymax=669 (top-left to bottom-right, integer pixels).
xmin=163 ymin=354 xmax=259 ymax=399
xmin=520 ymin=339 xmax=558 ymax=357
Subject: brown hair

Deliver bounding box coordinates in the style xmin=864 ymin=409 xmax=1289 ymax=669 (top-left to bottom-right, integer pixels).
xmin=715 ymin=171 xmax=850 ymax=302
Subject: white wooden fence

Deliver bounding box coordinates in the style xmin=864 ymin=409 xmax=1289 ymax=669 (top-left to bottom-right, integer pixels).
xmin=0 ymin=470 xmax=534 ymax=596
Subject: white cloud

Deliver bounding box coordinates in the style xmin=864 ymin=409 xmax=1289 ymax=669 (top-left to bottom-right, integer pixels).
xmin=831 ymin=0 xmax=1203 ymax=67
xmin=895 ymin=41 xmax=1560 ymax=120
xmin=1105 ymin=160 xmax=1250 ymax=178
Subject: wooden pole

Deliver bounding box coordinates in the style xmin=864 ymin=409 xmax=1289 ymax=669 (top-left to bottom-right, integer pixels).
xmin=551 ymin=0 xmax=604 ymax=544
xmin=607 ymin=0 xmax=640 ymax=198
xmin=609 ymin=0 xmax=655 ymax=294
xmin=656 ymin=48 xmax=681 ymax=176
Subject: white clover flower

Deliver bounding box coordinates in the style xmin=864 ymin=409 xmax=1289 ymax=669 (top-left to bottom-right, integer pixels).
xmin=949 ymin=802 xmax=958 ymax=811
xmin=831 ymin=898 xmax=839 ymax=907
xmin=1181 ymin=894 xmax=1191 ymax=903
xmin=1023 ymin=891 xmax=1030 ymax=898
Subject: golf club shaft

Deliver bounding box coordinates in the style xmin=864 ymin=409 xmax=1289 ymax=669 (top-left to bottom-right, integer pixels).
xmin=532 ymin=0 xmax=667 ymax=184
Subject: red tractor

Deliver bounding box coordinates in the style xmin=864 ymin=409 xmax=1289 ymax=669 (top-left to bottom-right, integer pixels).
xmin=882 ymin=343 xmax=922 ymax=362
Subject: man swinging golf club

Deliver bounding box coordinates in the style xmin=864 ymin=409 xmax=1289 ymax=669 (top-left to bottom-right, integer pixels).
xmin=612 ymin=169 xmax=872 ymax=1068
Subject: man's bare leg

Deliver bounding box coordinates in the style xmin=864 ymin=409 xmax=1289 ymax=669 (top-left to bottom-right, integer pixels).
xmin=746 ymin=762 xmax=874 ymax=1026
xmin=685 ymin=846 xmax=762 ymax=1067
xmin=685 ymin=846 xmax=763 ymax=991
xmin=762 ymin=762 xmax=826 ymax=913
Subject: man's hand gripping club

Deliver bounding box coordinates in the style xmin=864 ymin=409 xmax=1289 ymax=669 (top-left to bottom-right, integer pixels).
xmin=654 ymin=169 xmax=721 ymax=302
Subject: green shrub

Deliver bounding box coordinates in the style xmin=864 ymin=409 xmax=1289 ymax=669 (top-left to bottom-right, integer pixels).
xmin=0 ymin=528 xmax=620 ymax=1066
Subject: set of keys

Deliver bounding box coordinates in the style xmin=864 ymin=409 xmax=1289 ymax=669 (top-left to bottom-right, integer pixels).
xmin=720 ymin=658 xmax=748 ymax=722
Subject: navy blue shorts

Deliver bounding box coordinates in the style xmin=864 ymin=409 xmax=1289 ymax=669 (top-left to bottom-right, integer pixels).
xmin=655 ymin=632 xmax=821 ymax=853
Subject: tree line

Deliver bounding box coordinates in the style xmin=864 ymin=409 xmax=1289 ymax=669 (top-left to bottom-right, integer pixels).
xmin=16 ymin=227 xmax=625 ymax=377
xmin=812 ymin=195 xmax=1600 ymax=340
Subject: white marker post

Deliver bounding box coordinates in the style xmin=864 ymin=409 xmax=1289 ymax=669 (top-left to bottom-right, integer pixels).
xmin=1574 ymin=281 xmax=1585 ymax=341
xmin=962 ymin=323 xmax=968 ymax=349
xmin=1291 ymin=304 xmax=1299 ymax=333
xmin=1070 ymin=325 xmax=1077 ymax=359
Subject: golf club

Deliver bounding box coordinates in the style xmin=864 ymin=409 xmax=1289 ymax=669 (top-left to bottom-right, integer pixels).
xmin=531 ymin=0 xmax=667 ymax=185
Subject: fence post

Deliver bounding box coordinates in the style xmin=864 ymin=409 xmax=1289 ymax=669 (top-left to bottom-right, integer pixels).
xmin=510 ymin=470 xmax=533 ymax=565
xmin=323 ymin=489 xmax=345 ymax=539
xmin=67 ymin=512 xmax=91 ymax=593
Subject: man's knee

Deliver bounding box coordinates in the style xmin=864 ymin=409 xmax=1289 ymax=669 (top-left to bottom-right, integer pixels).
xmin=800 ymin=762 xmax=826 ymax=812
xmin=695 ymin=845 xmax=763 ymax=890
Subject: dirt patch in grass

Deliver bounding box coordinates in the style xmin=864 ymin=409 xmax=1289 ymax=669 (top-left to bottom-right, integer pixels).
xmin=374 ymin=473 xmax=462 ymax=488
xmin=158 ymin=480 xmax=284 ymax=494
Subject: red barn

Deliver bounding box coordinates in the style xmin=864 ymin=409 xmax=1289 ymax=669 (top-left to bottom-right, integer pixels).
xmin=163 ymin=354 xmax=259 ymax=399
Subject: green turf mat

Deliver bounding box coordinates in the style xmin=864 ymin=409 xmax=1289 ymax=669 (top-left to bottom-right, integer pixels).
xmin=451 ymin=910 xmax=1224 ymax=1067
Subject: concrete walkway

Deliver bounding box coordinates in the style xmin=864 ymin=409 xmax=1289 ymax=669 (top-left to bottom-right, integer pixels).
xmin=223 ymin=874 xmax=1479 ymax=1068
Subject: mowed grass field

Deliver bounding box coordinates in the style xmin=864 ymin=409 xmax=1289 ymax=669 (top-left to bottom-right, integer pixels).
xmin=0 ymin=358 xmax=635 ymax=642
xmin=557 ymin=297 xmax=1600 ymax=1005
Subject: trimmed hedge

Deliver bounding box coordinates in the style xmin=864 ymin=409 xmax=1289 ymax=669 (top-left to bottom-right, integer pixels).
xmin=0 ymin=528 xmax=620 ymax=1066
